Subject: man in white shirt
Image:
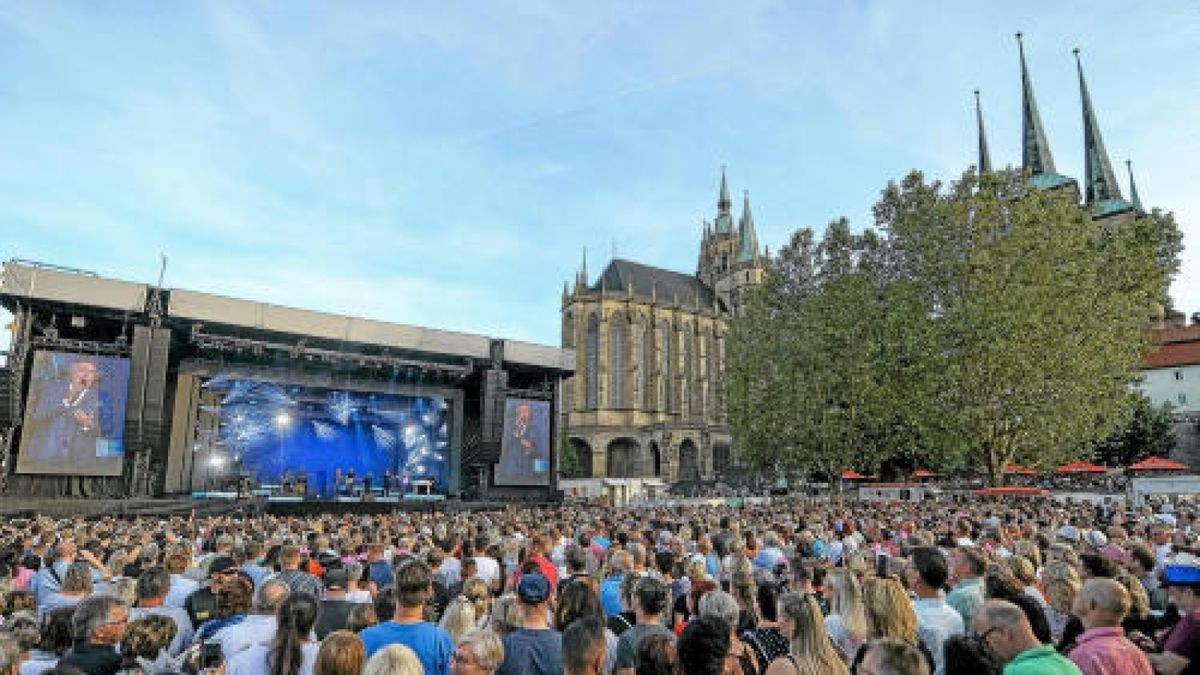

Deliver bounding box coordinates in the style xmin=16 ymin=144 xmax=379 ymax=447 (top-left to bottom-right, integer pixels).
xmin=130 ymin=568 xmax=194 ymax=657
xmin=164 ymin=551 xmax=199 ymax=608
xmin=907 ymin=546 xmax=964 ymax=675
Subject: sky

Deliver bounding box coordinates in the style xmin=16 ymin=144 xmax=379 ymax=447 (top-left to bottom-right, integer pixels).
xmin=2 ymin=1 xmax=1198 ymax=356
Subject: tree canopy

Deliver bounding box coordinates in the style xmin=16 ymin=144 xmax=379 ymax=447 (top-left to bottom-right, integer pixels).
xmin=728 ymin=169 xmax=1170 ymax=485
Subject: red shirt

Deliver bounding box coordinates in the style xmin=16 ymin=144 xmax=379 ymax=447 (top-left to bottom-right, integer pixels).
xmin=530 ymin=554 xmax=558 ymax=588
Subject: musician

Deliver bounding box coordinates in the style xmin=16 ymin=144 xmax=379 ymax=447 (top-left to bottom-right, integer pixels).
xmin=281 ymin=469 xmax=296 ymax=494
xmin=296 ymin=468 xmax=308 ymax=496
xmin=363 ymin=472 xmax=373 ymax=496
xmin=334 ymin=467 xmax=343 ymax=495
xmin=384 ymin=470 xmax=394 ymax=495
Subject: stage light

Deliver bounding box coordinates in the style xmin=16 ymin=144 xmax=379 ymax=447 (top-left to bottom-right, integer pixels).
xmin=210 ymin=456 xmax=225 ymax=468
xmin=274 ymin=412 xmax=292 ymax=427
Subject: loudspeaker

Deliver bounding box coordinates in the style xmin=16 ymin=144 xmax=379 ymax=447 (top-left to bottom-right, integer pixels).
xmin=480 ymin=369 xmax=508 ymax=448
xmin=124 ymin=326 xmax=172 ymax=463
xmin=0 ymin=366 xmax=12 ymax=428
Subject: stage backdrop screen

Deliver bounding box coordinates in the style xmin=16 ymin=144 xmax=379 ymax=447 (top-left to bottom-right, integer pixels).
xmin=202 ymin=375 xmax=451 ymax=497
xmin=495 ymin=398 xmax=551 ymax=486
xmin=17 ymin=351 xmax=131 ymax=476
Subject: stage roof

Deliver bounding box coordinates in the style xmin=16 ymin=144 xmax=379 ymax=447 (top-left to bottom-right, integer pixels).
xmin=1 ymin=260 xmax=573 ymax=372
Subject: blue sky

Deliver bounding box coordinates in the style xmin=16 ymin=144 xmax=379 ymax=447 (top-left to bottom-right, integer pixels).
xmin=2 ymin=1 xmax=1198 ymax=353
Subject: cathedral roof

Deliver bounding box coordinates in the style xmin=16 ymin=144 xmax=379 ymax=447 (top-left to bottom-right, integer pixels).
xmin=591 ymin=258 xmax=719 ymax=309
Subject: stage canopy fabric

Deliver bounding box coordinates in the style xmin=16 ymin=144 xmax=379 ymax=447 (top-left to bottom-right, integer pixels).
xmin=1129 ymin=456 xmax=1188 ymax=472
xmin=1004 ymin=464 xmax=1039 ymax=476
xmin=1056 ymin=461 xmax=1106 ymax=474
xmin=911 ymin=469 xmax=937 ymax=478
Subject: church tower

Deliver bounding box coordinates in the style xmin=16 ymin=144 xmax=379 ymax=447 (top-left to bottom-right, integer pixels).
xmin=698 ymin=168 xmax=766 ymax=315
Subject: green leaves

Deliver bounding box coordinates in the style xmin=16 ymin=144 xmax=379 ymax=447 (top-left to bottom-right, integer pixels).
xmin=728 ymin=168 xmax=1169 ymax=485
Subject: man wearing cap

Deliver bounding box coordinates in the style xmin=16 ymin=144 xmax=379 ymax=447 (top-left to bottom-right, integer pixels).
xmin=183 ymin=554 xmax=238 ymax=627
xmin=496 ymin=572 xmax=562 ymax=675
xmin=1145 ymin=556 xmax=1200 ymax=675
xmin=1067 ymin=578 xmax=1153 ymax=675
xmin=360 ymin=558 xmax=454 ymax=674
xmin=315 ymin=568 xmax=354 ymax=639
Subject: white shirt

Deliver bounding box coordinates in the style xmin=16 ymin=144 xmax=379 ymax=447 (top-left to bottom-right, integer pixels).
xmin=165 ymin=574 xmax=199 ymax=608
xmin=132 ymin=604 xmax=195 ymax=656
xmin=474 ymin=556 xmax=501 ymax=585
xmin=215 ymin=615 xmax=277 ymax=658
xmin=439 ymin=557 xmax=462 ymax=586
xmin=225 ymin=643 xmax=318 ymax=675
xmin=914 ymin=597 xmax=964 ymax=675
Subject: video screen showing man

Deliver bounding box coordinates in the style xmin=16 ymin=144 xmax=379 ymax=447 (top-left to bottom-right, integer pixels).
xmin=17 ymin=351 xmax=131 ymax=476
xmin=495 ymin=399 xmax=550 ymax=486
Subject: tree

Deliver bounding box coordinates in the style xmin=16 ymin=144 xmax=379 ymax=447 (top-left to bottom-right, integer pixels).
xmin=727 ymin=219 xmax=934 ymax=497
xmin=876 ymin=169 xmax=1163 ymax=484
xmin=558 ymin=433 xmax=584 ymax=479
xmin=1093 ymin=394 xmax=1177 ymax=467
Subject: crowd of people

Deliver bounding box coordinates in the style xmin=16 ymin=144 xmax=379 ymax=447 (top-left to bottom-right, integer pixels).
xmin=0 ymin=495 xmax=1196 ymax=675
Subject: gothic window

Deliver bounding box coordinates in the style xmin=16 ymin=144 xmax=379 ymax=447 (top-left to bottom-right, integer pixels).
xmin=658 ymin=322 xmax=672 ymax=412
xmin=635 ymin=318 xmax=649 ymax=410
xmin=562 ymin=312 xmax=575 ymax=349
xmin=682 ymin=327 xmax=694 ymax=418
xmin=608 ymin=313 xmax=625 ymax=408
xmin=585 ymin=315 xmax=599 ymax=410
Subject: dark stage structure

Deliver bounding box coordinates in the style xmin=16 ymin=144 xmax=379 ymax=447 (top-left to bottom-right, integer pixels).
xmin=0 ymin=260 xmax=573 ymax=508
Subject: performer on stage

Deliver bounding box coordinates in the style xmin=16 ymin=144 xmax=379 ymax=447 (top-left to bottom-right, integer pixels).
xmin=281 ymin=468 xmax=295 ymax=494
xmin=363 ymin=472 xmax=373 ymax=497
xmin=384 ymin=470 xmax=394 ymax=495
xmin=346 ymin=468 xmax=357 ymax=496
xmin=296 ymin=468 xmax=308 ymax=496
xmin=24 ymin=359 xmax=114 ymax=469
xmin=334 ymin=467 xmax=343 ymax=495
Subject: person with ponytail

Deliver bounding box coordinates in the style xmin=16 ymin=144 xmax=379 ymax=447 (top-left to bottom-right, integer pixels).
xmin=764 ymin=592 xmax=849 ymax=675
xmin=225 ymin=592 xmax=320 ymax=675
xmin=439 ymin=595 xmax=478 ymax=642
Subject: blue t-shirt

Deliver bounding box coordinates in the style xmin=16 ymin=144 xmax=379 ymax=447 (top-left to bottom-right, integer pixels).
xmin=360 ymin=621 xmax=453 ymax=675
xmin=600 ymin=575 xmax=624 ymax=616
xmin=497 ymin=628 xmax=562 ymax=675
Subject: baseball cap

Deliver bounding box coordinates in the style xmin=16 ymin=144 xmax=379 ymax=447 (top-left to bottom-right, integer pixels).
xmin=1083 ymin=530 xmax=1108 ymax=549
xmin=517 ymin=573 xmax=550 ymax=604
xmin=1162 ymin=554 xmax=1200 ymax=587
xmin=209 ymin=555 xmax=237 ymax=576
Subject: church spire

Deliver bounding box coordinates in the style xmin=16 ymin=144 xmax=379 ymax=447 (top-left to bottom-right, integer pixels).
xmin=974 ymin=89 xmax=993 ymax=174
xmin=578 ymin=246 xmax=588 ymax=288
xmin=1074 ymin=48 xmax=1122 ymax=205
xmin=738 ymin=191 xmax=759 ymax=262
xmin=1017 ymin=32 xmax=1057 ymax=176
xmin=1127 ymin=160 xmax=1144 ymax=213
xmin=714 ymin=165 xmax=734 ymax=234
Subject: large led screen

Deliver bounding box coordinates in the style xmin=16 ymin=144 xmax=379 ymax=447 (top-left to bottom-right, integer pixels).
xmin=202 ymin=375 xmax=451 ymax=496
xmin=494 ymin=398 xmax=551 ymax=486
xmin=18 ymin=351 xmax=131 ymax=476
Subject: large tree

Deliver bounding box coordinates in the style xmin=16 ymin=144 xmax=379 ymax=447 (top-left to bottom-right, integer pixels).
xmin=729 ymin=168 xmax=1166 ymax=486
xmin=727 ymin=219 xmax=933 ymax=492
xmin=1092 ymin=394 xmax=1177 ymax=467
xmin=876 ymin=169 xmax=1163 ymax=484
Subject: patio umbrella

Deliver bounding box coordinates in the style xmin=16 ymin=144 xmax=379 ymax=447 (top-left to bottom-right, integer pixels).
xmin=1004 ymin=463 xmax=1038 ymax=476
xmin=1129 ymin=456 xmax=1188 ymax=472
xmin=911 ymin=469 xmax=937 ymax=478
xmin=841 ymin=470 xmax=866 ymax=480
xmin=1056 ymin=461 xmax=1106 ymax=474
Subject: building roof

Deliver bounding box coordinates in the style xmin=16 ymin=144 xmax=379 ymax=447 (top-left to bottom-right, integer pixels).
xmin=1145 ymin=325 xmax=1200 ymax=368
xmin=591 ymin=258 xmax=718 ymax=309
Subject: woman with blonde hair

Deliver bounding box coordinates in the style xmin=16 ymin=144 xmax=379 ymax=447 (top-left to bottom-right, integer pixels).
xmin=1114 ymin=571 xmax=1156 ymax=637
xmin=822 ymin=568 xmax=867 ymax=661
xmin=1041 ymin=561 xmax=1080 ymax=644
xmin=362 ymin=644 xmax=423 ymax=675
xmin=858 ymin=576 xmax=934 ymax=672
xmin=450 ymin=629 xmax=504 ymax=675
xmin=439 ymin=595 xmax=478 ymax=642
xmin=1006 ymin=555 xmax=1045 ymax=606
xmin=764 ymin=592 xmax=848 ymax=675
xmin=460 ymin=577 xmax=492 ymax=628
xmin=315 ymin=631 xmax=366 ymax=675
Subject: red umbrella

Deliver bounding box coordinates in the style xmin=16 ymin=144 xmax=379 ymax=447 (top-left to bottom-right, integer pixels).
xmin=973 ymin=487 xmax=1050 ymax=497
xmin=841 ymin=470 xmax=866 ymax=480
xmin=1129 ymin=456 xmax=1188 ymax=472
xmin=911 ymin=469 xmax=937 ymax=478
xmin=1056 ymin=461 xmax=1106 ymax=474
xmin=1004 ymin=464 xmax=1038 ymax=476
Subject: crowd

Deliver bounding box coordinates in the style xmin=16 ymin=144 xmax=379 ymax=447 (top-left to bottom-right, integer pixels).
xmin=0 ymin=495 xmax=1196 ymax=675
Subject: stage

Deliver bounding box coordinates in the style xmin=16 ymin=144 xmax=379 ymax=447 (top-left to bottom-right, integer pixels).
xmin=0 ymin=494 xmax=533 ymax=519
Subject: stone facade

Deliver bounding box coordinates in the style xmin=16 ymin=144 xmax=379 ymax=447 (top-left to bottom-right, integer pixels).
xmin=560 ymin=171 xmax=765 ymax=483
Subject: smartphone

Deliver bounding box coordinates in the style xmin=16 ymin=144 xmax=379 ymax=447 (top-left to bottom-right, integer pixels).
xmin=200 ymin=641 xmax=223 ymax=669
xmin=875 ymin=552 xmax=890 ymax=578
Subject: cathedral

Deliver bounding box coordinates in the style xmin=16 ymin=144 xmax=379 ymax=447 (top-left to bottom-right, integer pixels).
xmin=560 ymin=170 xmax=765 ymax=484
